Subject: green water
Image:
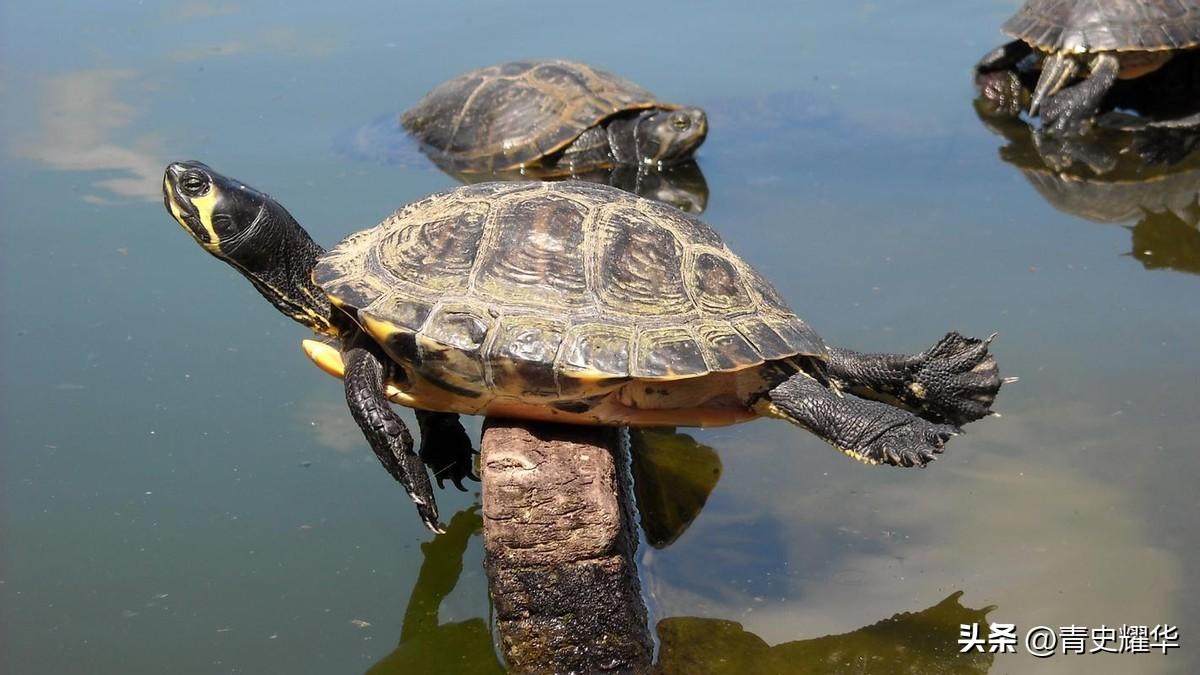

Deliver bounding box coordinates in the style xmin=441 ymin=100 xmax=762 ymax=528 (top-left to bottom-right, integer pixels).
xmin=2 ymin=1 xmax=1197 ymax=673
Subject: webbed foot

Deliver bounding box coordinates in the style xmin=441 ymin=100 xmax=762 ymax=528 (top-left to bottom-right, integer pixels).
xmin=909 ymin=332 xmax=1004 ymax=426
xmin=857 ymin=416 xmax=959 ymax=468
xmin=975 ymin=70 xmax=1029 ymax=118
xmin=1040 ymin=86 xmax=1099 ymax=135
xmin=1039 ymin=54 xmax=1120 ymax=136
xmin=416 ymin=411 xmax=480 ymax=492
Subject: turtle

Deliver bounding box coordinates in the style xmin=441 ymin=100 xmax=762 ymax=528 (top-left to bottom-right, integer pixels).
xmin=162 ymin=161 xmax=1006 ymax=533
xmin=401 ymin=60 xmax=708 ymax=176
xmin=975 ymin=0 xmax=1200 ymax=133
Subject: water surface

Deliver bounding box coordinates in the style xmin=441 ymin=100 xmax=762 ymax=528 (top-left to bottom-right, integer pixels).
xmin=2 ymin=1 xmax=1197 ymax=673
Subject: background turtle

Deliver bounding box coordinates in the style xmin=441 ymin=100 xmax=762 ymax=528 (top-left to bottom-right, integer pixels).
xmin=976 ymin=0 xmax=1200 ymax=132
xmin=401 ymin=60 xmax=707 ymax=176
xmin=163 ymin=162 xmax=1004 ymax=532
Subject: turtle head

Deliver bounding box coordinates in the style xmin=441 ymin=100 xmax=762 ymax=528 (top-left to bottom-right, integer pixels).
xmin=164 ymin=161 xmax=275 ymax=256
xmin=163 ymin=161 xmax=335 ymax=335
xmin=635 ymin=107 xmax=708 ymax=167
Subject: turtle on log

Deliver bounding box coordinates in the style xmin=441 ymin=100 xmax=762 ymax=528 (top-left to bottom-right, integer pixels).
xmin=162 ymin=162 xmax=1005 ymax=532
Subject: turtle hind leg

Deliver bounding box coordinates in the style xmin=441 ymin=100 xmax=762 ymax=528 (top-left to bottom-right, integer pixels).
xmin=825 ymin=332 xmax=1004 ymax=427
xmin=416 ymin=411 xmax=479 ymax=492
xmin=761 ymin=374 xmax=959 ymax=468
xmin=1040 ymin=53 xmax=1120 ymax=134
xmin=343 ymin=342 xmax=442 ymax=533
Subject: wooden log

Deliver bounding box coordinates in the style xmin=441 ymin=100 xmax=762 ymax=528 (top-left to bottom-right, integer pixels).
xmin=480 ymin=419 xmax=652 ymax=674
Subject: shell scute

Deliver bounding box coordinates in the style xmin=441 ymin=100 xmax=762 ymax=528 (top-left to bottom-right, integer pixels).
xmin=595 ymin=207 xmax=692 ymax=317
xmin=732 ymin=316 xmax=795 ymax=361
xmin=487 ymin=316 xmax=566 ymax=398
xmin=474 ymin=191 xmax=590 ymax=308
xmin=690 ymin=250 xmax=754 ymax=315
xmin=559 ymin=324 xmax=634 ymax=379
xmin=634 ymin=327 xmax=708 ymax=378
xmin=694 ymin=322 xmax=765 ymax=371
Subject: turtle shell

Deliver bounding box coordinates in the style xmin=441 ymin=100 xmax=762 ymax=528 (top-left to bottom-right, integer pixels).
xmin=401 ymin=60 xmax=676 ymax=173
xmin=314 ymin=181 xmax=825 ymax=403
xmin=1003 ymin=0 xmax=1200 ymax=53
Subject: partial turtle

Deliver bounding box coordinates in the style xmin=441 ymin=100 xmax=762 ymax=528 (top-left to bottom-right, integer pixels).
xmin=162 ymin=162 xmax=1004 ymax=532
xmin=976 ymin=0 xmax=1200 ymax=132
xmin=402 ymin=60 xmax=707 ymax=175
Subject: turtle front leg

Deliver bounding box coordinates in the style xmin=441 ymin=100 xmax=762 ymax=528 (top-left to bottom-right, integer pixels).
xmin=1040 ymin=53 xmax=1120 ymax=135
xmin=343 ymin=343 xmax=442 ymax=533
xmin=416 ymin=411 xmax=479 ymax=492
xmin=760 ymin=374 xmax=959 ymax=467
xmin=825 ymin=332 xmax=1005 ymax=427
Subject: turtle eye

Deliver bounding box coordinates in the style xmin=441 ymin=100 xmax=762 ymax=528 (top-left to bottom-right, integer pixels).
xmin=180 ymin=170 xmax=211 ymax=198
xmin=670 ymin=113 xmax=691 ymax=131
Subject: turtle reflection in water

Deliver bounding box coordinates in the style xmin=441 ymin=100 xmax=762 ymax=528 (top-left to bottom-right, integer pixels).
xmin=367 ymin=503 xmax=996 ymax=675
xmin=974 ymin=103 xmax=1200 ymax=275
xmin=976 ymin=0 xmax=1200 ymax=133
xmin=163 ymin=163 xmax=1005 ymax=532
xmin=437 ymin=161 xmax=709 ymax=216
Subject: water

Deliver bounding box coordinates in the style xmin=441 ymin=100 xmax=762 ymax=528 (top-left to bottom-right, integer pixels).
xmin=2 ymin=1 xmax=1197 ymax=673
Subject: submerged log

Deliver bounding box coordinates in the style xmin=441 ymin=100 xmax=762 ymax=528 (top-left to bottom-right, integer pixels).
xmin=480 ymin=419 xmax=652 ymax=674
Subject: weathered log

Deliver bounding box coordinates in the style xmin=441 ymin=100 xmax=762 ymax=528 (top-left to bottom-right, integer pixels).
xmin=481 ymin=419 xmax=652 ymax=674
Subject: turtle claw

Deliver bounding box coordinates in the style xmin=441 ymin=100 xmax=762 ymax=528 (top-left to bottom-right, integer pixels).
xmin=427 ymin=451 xmax=478 ymax=492
xmin=393 ymin=452 xmax=442 ymax=533
xmin=406 ymin=488 xmax=444 ymax=533
xmin=446 ymin=472 xmax=469 ymax=493
xmin=861 ymin=418 xmax=957 ymax=468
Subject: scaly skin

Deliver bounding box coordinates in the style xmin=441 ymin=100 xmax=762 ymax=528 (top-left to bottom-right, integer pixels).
xmin=1041 ymin=54 xmax=1121 ymax=135
xmin=343 ymin=340 xmax=442 ymax=533
xmin=764 ymin=375 xmax=959 ymax=468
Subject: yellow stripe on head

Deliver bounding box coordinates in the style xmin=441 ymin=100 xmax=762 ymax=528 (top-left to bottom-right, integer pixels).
xmin=164 ymin=176 xmax=191 ymax=233
xmin=164 ymin=175 xmax=223 ymax=254
xmin=190 ymin=187 xmax=223 ymax=252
